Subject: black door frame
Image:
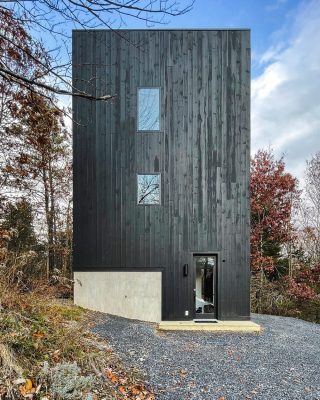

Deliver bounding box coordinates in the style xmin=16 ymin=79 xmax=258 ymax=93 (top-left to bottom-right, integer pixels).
xmin=192 ymin=252 xmax=219 ymax=320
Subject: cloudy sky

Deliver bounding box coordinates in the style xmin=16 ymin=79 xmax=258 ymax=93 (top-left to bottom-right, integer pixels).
xmin=127 ymin=0 xmax=320 ymax=184
xmin=250 ymin=0 xmax=320 ymax=182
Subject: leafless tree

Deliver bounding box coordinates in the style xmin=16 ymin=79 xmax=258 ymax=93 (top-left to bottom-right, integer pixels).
xmin=299 ymin=152 xmax=320 ymax=265
xmin=137 ymin=174 xmax=160 ymax=204
xmin=0 ymin=1 xmax=193 ymax=102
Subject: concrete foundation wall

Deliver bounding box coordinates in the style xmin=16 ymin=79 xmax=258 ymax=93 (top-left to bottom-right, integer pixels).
xmin=74 ymin=271 xmax=162 ymax=322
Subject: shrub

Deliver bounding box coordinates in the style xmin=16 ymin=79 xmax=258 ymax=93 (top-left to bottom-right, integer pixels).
xmin=41 ymin=361 xmax=95 ymax=400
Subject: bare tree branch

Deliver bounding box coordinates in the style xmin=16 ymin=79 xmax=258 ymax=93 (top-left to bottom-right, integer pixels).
xmin=0 ymin=65 xmax=115 ymax=101
xmin=0 ymin=1 xmax=193 ymax=102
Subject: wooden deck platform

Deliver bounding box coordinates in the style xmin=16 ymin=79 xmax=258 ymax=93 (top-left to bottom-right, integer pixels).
xmin=158 ymin=320 xmax=261 ymax=332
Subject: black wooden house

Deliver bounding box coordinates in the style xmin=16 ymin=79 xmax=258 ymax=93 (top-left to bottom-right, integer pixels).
xmin=72 ymin=29 xmax=251 ymax=322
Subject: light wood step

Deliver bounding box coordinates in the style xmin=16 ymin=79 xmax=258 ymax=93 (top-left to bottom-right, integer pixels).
xmin=158 ymin=320 xmax=261 ymax=332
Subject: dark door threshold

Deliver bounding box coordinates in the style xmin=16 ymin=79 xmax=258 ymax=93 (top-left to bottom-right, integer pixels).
xmin=193 ymin=319 xmax=218 ymax=323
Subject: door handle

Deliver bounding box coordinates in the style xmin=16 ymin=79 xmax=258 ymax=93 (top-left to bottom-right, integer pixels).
xmin=183 ymin=263 xmax=188 ymax=276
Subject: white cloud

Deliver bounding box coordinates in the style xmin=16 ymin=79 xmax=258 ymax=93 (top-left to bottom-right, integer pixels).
xmin=252 ymin=0 xmax=320 ymax=185
xmin=265 ymin=0 xmax=289 ymax=12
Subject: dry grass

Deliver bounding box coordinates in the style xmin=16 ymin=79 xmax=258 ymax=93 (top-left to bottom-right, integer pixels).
xmin=0 ymin=281 xmax=155 ymax=399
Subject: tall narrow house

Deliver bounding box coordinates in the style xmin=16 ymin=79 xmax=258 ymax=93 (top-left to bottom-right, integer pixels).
xmin=73 ymin=29 xmax=251 ymax=323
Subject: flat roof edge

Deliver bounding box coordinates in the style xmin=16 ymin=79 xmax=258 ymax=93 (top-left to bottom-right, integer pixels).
xmin=72 ymin=28 xmax=250 ymax=32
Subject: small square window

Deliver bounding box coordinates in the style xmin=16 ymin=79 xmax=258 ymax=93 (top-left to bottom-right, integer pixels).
xmin=137 ymin=88 xmax=160 ymax=131
xmin=137 ymin=174 xmax=161 ymax=205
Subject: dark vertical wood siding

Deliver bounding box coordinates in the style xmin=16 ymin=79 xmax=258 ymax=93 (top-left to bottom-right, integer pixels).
xmin=72 ymin=29 xmax=251 ymax=320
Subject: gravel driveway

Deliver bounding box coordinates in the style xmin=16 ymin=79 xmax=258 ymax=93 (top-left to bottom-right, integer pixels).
xmin=93 ymin=314 xmax=320 ymax=400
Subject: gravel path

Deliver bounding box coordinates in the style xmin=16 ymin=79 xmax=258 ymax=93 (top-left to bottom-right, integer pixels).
xmin=93 ymin=314 xmax=320 ymax=400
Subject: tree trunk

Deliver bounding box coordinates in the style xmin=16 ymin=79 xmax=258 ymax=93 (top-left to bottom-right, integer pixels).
xmin=259 ymin=232 xmax=264 ymax=313
xmin=62 ymin=198 xmax=72 ymax=278
xmin=42 ymin=162 xmax=55 ymax=278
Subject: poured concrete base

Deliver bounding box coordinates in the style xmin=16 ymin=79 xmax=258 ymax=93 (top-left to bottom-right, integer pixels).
xmin=74 ymin=271 xmax=162 ymax=322
xmin=158 ymin=320 xmax=261 ymax=332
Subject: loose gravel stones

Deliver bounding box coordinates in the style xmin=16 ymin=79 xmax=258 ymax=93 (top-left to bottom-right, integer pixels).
xmin=93 ymin=314 xmax=320 ymax=400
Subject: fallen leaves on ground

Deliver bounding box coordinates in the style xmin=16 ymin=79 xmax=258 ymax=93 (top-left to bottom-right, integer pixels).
xmin=105 ymin=367 xmax=155 ymax=399
xmin=179 ymin=368 xmax=188 ymax=378
xmin=226 ymin=349 xmax=241 ymax=361
xmin=32 ymin=331 xmax=45 ymax=339
xmin=0 ymin=287 xmax=155 ymax=400
xmin=51 ymin=349 xmax=61 ymax=362
xmin=18 ymin=378 xmax=41 ymax=399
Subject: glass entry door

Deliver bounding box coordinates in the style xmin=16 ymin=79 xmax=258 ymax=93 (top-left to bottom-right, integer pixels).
xmin=194 ymin=256 xmax=216 ymax=319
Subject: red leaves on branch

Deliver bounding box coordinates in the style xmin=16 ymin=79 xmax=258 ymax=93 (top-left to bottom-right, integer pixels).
xmin=285 ymin=264 xmax=320 ymax=300
xmin=299 ymin=264 xmax=320 ymax=284
xmin=250 ymin=149 xmax=299 ymax=274
xmin=0 ymin=8 xmax=50 ymax=91
xmin=1 ymin=9 xmax=52 ymax=193
xmin=286 ymin=277 xmax=316 ymax=300
xmin=251 ymin=255 xmax=274 ymax=274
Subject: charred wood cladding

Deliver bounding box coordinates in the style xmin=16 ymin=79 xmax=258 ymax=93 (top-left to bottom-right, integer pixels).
xmin=72 ymin=29 xmax=251 ymax=322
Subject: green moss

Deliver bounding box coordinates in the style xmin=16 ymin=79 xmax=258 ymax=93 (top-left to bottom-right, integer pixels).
xmin=49 ymin=304 xmax=85 ymax=321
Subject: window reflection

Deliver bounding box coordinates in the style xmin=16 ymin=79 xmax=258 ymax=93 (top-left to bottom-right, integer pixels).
xmin=137 ymin=174 xmax=160 ymax=205
xmin=138 ymin=88 xmax=160 ymax=131
xmin=195 ymin=256 xmax=215 ymax=315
